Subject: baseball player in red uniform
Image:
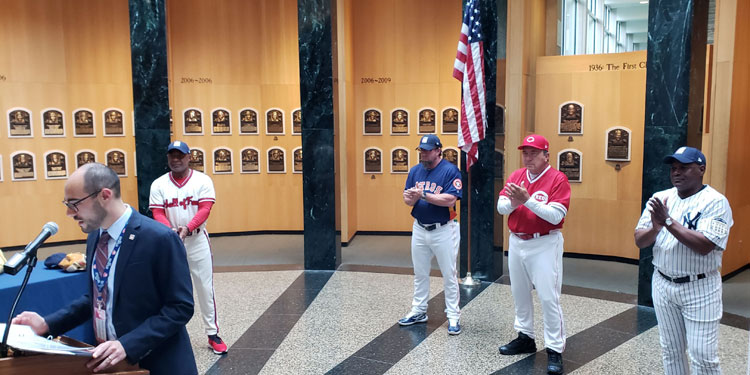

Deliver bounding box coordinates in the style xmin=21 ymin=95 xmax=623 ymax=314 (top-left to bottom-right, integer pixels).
xmin=149 ymin=141 xmax=227 ymax=355
xmin=496 ymin=134 xmax=570 ymax=375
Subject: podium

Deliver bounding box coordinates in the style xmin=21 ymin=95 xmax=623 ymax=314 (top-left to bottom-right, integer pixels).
xmin=0 ymin=336 xmax=148 ymax=374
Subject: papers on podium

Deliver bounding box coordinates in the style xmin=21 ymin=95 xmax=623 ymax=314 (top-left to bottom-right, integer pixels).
xmin=0 ymin=324 xmax=93 ymax=356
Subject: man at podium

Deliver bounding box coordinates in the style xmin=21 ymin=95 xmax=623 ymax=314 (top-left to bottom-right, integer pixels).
xmin=13 ymin=163 xmax=197 ymax=374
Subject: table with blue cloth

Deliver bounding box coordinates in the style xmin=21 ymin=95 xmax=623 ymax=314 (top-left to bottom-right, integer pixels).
xmin=0 ymin=266 xmax=94 ymax=344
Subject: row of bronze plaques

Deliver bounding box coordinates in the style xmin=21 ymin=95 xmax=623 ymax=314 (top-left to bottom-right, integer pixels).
xmin=6 ymin=108 xmax=127 ymax=137
xmin=2 ymin=150 xmax=129 ymax=181
xmin=555 ymin=128 xmax=632 ymax=183
xmin=364 ymin=148 xmax=459 ymax=174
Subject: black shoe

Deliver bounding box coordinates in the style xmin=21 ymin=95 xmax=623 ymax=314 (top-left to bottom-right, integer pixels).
xmin=546 ymin=348 xmax=563 ymax=374
xmin=499 ymin=332 xmax=537 ymax=355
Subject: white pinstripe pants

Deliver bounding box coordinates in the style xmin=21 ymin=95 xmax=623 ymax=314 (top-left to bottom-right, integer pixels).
xmin=653 ymin=269 xmax=722 ymax=375
xmin=184 ymin=230 xmax=220 ymax=336
xmin=410 ymin=220 xmax=460 ymax=321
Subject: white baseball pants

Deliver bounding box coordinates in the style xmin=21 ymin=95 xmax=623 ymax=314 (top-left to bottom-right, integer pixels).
xmin=508 ymin=231 xmax=566 ymax=353
xmin=184 ymin=230 xmax=220 ymax=336
xmin=653 ymin=269 xmax=722 ymax=375
xmin=410 ymin=220 xmax=460 ymax=321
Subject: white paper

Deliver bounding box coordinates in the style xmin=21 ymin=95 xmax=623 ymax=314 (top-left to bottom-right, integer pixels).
xmin=0 ymin=324 xmax=93 ymax=356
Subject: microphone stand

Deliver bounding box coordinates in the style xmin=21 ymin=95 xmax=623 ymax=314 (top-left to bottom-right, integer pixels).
xmin=0 ymin=253 xmax=38 ymax=358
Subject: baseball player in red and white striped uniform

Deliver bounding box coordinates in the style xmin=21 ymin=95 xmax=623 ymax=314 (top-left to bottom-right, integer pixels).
xmin=149 ymin=141 xmax=227 ymax=355
xmin=496 ymin=134 xmax=570 ymax=375
xmin=635 ymin=146 xmax=733 ymax=374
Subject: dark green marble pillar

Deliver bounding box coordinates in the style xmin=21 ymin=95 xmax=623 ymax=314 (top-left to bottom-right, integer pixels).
xmin=459 ymin=0 xmax=500 ymax=282
xmin=298 ymin=0 xmax=340 ymax=270
xmin=128 ymin=0 xmax=170 ymax=215
xmin=638 ymin=0 xmax=708 ymax=306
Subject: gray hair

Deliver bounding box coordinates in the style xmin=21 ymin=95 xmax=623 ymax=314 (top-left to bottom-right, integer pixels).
xmin=82 ymin=163 xmax=121 ymax=198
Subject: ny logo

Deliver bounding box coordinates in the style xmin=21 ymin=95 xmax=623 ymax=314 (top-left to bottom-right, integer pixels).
xmin=682 ymin=212 xmax=702 ymax=230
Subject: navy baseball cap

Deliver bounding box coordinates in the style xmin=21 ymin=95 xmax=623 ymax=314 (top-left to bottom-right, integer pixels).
xmin=167 ymin=140 xmax=190 ymax=154
xmin=44 ymin=252 xmax=66 ymax=269
xmin=663 ymin=146 xmax=706 ymax=166
xmin=416 ymin=134 xmax=443 ymax=150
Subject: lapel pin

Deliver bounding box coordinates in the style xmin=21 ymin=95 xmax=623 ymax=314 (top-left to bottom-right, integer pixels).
xmin=129 ymin=234 xmax=135 ymax=240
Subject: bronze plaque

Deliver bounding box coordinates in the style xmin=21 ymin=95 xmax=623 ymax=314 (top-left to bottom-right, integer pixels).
xmin=391 ymin=148 xmax=408 ymax=173
xmin=46 ymin=152 xmax=67 ymax=178
xmin=184 ymin=109 xmax=203 ymax=134
xmin=418 ymin=109 xmax=436 ymax=134
xmin=442 ymin=108 xmax=458 ymax=133
xmin=104 ymin=109 xmax=124 ymax=136
xmin=212 ymin=109 xmax=231 ymax=134
xmin=12 ymin=153 xmax=34 ymax=180
xmin=9 ymin=109 xmax=31 ymax=137
xmin=240 ymin=109 xmax=258 ymax=134
xmin=364 ymin=148 xmax=381 ymax=173
xmin=606 ymin=128 xmax=630 ymax=161
xmin=558 ymin=150 xmax=581 ymax=182
xmin=74 ymin=110 xmax=94 ymax=136
xmin=364 ymin=109 xmax=381 ymax=134
xmin=189 ymin=149 xmax=204 ymax=172
xmin=241 ymin=149 xmax=259 ymax=173
xmin=76 ymin=151 xmax=96 ymax=169
xmin=43 ymin=110 xmax=64 ymax=136
xmin=293 ymin=148 xmax=303 ymax=172
xmin=559 ymin=102 xmax=583 ymax=134
xmin=268 ymin=148 xmax=285 ymax=172
xmin=443 ymin=149 xmax=458 ymax=167
xmin=106 ymin=151 xmax=126 ymax=176
xmin=391 ymin=110 xmax=408 ymax=134
xmin=292 ymin=109 xmax=302 ymax=134
xmin=266 ymin=110 xmax=284 ymax=134
xmin=214 ymin=149 xmax=232 ymax=173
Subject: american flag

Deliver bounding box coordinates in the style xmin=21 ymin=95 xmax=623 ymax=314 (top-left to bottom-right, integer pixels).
xmin=453 ymin=0 xmax=486 ymax=169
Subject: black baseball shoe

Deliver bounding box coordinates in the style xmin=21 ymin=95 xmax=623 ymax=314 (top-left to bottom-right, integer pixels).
xmin=546 ymin=348 xmax=563 ymax=374
xmin=499 ymin=332 xmax=537 ymax=355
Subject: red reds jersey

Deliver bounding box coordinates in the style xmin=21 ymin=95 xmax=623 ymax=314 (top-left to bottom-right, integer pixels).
xmin=501 ymin=166 xmax=571 ymax=234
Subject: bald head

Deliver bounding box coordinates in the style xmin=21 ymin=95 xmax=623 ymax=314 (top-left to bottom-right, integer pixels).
xmin=71 ymin=163 xmax=121 ymax=198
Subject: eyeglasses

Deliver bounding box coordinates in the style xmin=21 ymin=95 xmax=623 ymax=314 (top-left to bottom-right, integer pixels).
xmin=62 ymin=189 xmax=101 ymax=212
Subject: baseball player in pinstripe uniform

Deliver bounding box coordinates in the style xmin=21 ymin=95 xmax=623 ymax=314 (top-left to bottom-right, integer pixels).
xmin=635 ymin=146 xmax=733 ymax=375
xmin=149 ymin=141 xmax=228 ymax=354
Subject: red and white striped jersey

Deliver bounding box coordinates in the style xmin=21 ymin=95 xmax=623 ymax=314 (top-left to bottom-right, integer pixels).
xmin=149 ymin=169 xmax=216 ymax=231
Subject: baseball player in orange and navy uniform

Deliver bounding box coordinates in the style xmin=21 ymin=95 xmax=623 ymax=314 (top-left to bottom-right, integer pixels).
xmin=496 ymin=134 xmax=570 ymax=375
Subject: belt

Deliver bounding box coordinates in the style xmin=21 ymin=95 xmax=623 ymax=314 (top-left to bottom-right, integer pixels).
xmin=417 ymin=220 xmax=450 ymax=231
xmin=512 ymin=231 xmax=550 ymax=240
xmin=658 ymin=270 xmax=706 ymax=284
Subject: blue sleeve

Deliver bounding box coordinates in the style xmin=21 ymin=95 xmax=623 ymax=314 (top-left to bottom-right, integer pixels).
xmin=441 ymin=166 xmax=463 ymax=199
xmin=405 ymin=170 xmax=414 ymax=191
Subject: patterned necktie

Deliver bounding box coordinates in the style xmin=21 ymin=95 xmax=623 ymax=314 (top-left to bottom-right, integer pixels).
xmin=94 ymin=231 xmax=111 ymax=305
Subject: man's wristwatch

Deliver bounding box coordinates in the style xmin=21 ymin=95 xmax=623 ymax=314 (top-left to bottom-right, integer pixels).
xmin=421 ymin=190 xmax=427 ymax=200
xmin=664 ymin=217 xmax=673 ymax=227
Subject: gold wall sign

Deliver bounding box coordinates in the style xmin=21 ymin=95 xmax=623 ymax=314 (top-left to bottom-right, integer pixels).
xmin=442 ymin=148 xmax=459 ymax=167
xmin=45 ymin=151 xmax=67 ymax=179
xmin=76 ymin=151 xmax=96 ymax=169
xmin=442 ymin=108 xmax=458 ymax=134
xmin=42 ymin=109 xmax=65 ymax=137
xmin=184 ymin=109 xmax=203 ymax=134
xmin=8 ymin=109 xmax=32 ymax=137
xmin=12 ymin=152 xmax=35 ymax=180
xmin=418 ymin=109 xmax=436 ymax=134
xmin=106 ymin=150 xmax=126 ymax=176
xmin=239 ymin=109 xmax=258 ymax=134
xmin=268 ymin=148 xmax=285 ymax=173
xmin=241 ymin=148 xmax=259 ymax=173
xmin=559 ymin=102 xmax=583 ymax=135
xmin=189 ymin=149 xmax=204 ymax=172
xmin=391 ymin=109 xmax=408 ymax=135
xmin=364 ymin=148 xmax=382 ymax=173
xmin=213 ymin=148 xmax=233 ymax=173
xmin=558 ymin=149 xmax=582 ymax=183
xmin=103 ymin=109 xmax=124 ymax=136
xmin=605 ymin=127 xmax=631 ymax=161
xmin=266 ymin=109 xmax=284 ymax=134
xmin=74 ymin=109 xmax=95 ymax=136
xmin=292 ymin=109 xmax=302 ymax=134
xmin=363 ymin=109 xmax=381 ymax=135
xmin=212 ymin=109 xmax=231 ymax=134
xmin=293 ymin=148 xmax=303 ymax=173
xmin=391 ymin=148 xmax=409 ymax=173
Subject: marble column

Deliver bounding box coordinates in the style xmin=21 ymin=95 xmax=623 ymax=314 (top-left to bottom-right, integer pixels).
xmin=459 ymin=0 xmax=500 ymax=282
xmin=128 ymin=0 xmax=171 ymax=215
xmin=638 ymin=0 xmax=708 ymax=306
xmin=298 ymin=0 xmax=340 ymax=270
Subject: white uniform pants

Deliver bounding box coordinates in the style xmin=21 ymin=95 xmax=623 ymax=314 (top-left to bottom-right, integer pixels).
xmin=508 ymin=231 xmax=566 ymax=353
xmin=184 ymin=230 xmax=220 ymax=336
xmin=410 ymin=220 xmax=460 ymax=321
xmin=652 ymin=269 xmax=722 ymax=375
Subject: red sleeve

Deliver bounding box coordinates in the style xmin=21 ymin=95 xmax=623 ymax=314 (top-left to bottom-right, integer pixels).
xmin=549 ymin=172 xmax=571 ymax=210
xmin=187 ymin=201 xmax=214 ymax=232
xmin=151 ymin=208 xmax=171 ymax=228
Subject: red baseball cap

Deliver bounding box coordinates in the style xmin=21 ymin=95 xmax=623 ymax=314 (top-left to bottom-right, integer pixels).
xmin=518 ymin=134 xmax=549 ymax=151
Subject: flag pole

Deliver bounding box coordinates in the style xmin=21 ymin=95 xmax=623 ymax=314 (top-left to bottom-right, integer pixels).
xmin=461 ymin=162 xmax=481 ymax=286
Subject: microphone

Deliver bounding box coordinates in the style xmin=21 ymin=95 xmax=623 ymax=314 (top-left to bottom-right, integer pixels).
xmin=4 ymin=222 xmax=59 ymax=275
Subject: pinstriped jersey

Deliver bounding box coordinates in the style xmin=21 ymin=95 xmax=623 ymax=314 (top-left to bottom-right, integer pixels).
xmin=149 ymin=169 xmax=216 ymax=231
xmin=636 ymin=185 xmax=733 ymax=276
xmin=501 ymin=165 xmax=571 ymax=234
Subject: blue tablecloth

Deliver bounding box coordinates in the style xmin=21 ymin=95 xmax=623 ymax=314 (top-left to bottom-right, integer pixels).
xmin=0 ymin=266 xmax=94 ymax=344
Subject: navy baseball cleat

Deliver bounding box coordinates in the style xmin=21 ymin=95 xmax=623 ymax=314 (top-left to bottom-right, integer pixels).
xmin=398 ymin=312 xmax=428 ymax=326
xmin=499 ymin=332 xmax=537 ymax=355
xmin=448 ymin=319 xmax=461 ymax=335
xmin=546 ymin=348 xmax=563 ymax=374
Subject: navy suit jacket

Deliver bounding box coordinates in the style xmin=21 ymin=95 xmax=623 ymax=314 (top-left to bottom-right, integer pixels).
xmin=45 ymin=209 xmax=198 ymax=375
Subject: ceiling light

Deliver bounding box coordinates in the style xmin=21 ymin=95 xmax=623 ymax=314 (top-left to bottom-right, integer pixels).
xmin=640 ymin=1 xmax=648 ymax=3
